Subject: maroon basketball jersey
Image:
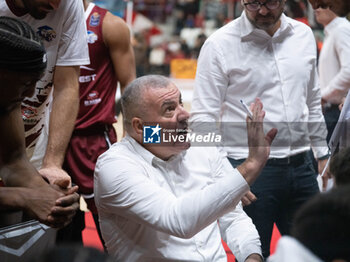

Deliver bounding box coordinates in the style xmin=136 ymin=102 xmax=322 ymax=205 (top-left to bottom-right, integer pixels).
xmin=75 ymin=4 xmax=118 ymax=130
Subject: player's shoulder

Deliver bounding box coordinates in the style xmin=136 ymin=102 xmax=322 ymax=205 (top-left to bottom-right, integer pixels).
xmin=102 ymin=11 xmax=130 ymax=44
xmin=103 ymin=11 xmax=127 ymax=29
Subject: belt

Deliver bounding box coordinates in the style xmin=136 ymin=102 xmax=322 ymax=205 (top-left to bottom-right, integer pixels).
xmin=323 ymin=103 xmax=339 ymax=111
xmin=266 ymin=152 xmax=308 ymax=166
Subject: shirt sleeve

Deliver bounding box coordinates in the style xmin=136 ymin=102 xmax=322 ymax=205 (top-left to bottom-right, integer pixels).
xmin=322 ymin=26 xmax=350 ymax=102
xmin=94 ymin=154 xmax=249 ymax=239
xmin=306 ymin=34 xmax=329 ymax=158
xmin=218 ymin=202 xmax=262 ymax=262
xmin=56 ymin=0 xmax=89 ymax=66
xmin=191 ymin=39 xmax=228 ymax=123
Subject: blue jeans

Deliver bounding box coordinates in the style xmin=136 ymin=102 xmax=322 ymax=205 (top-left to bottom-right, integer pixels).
xmin=228 ymin=151 xmax=319 ymax=259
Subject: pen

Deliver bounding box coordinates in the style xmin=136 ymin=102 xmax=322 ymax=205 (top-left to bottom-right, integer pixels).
xmin=240 ymin=99 xmax=253 ymax=119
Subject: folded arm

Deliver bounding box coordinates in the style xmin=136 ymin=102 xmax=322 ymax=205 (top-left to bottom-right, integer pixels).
xmin=0 ymin=106 xmax=79 ymax=227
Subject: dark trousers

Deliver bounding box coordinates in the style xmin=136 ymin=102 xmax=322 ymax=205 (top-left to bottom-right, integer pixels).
xmin=323 ymin=104 xmax=341 ymax=143
xmin=228 ymin=151 xmax=319 ymax=259
xmin=56 ymin=209 xmax=85 ymax=244
xmin=56 ymin=209 xmax=106 ymax=252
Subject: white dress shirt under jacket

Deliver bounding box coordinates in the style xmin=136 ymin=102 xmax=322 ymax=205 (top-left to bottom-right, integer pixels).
xmin=319 ymin=17 xmax=350 ymax=104
xmin=94 ymin=135 xmax=261 ymax=262
xmin=191 ymin=12 xmax=328 ymax=159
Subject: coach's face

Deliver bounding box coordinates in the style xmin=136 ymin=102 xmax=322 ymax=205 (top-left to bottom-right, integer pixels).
xmin=136 ymin=83 xmax=190 ymax=161
xmin=309 ymin=0 xmax=349 ymax=17
xmin=19 ymin=0 xmax=61 ymax=19
xmin=243 ymin=0 xmax=286 ymax=36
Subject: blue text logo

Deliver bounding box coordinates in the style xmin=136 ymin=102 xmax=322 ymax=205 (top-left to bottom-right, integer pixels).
xmin=143 ymin=124 xmax=161 ymax=144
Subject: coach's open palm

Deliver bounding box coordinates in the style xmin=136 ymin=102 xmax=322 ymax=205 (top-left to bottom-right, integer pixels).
xmin=237 ymin=98 xmax=277 ymax=185
xmin=246 ymin=98 xmax=277 ymax=167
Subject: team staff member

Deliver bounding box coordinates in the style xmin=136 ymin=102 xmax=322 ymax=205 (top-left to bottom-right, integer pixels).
xmin=191 ymin=0 xmax=329 ymax=257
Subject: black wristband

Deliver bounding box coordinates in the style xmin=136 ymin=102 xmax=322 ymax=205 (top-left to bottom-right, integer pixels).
xmin=318 ymin=153 xmax=331 ymax=161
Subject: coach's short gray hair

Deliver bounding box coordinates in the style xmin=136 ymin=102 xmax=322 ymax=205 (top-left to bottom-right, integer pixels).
xmin=121 ymin=75 xmax=171 ymax=132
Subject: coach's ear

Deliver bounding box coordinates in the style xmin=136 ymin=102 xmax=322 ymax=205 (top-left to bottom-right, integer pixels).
xmin=131 ymin=117 xmax=143 ymax=136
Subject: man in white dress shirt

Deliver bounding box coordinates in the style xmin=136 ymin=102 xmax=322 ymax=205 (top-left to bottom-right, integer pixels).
xmin=191 ymin=0 xmax=329 ymax=258
xmin=94 ymin=75 xmax=277 ymax=262
xmin=315 ymin=7 xmax=350 ymax=142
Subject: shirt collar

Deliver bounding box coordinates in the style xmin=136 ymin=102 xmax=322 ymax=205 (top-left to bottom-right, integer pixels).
xmin=324 ymin=17 xmax=345 ymax=36
xmin=125 ymin=135 xmax=185 ymax=167
xmin=240 ymin=11 xmax=293 ymax=40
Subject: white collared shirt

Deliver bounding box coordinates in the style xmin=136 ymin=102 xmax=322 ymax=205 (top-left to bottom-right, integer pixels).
xmin=191 ymin=12 xmax=328 ymax=159
xmin=319 ymin=17 xmax=350 ymax=104
xmin=94 ymin=136 xmax=261 ymax=262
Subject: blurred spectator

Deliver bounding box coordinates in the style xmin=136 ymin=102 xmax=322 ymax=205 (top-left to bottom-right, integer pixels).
xmin=215 ymin=12 xmax=227 ymax=28
xmin=180 ymin=39 xmax=191 ymax=57
xmin=149 ymin=44 xmax=167 ymax=75
xmin=315 ymin=8 xmax=350 ymax=142
xmin=133 ymin=32 xmax=149 ymax=77
xmin=174 ymin=8 xmax=185 ymax=35
xmin=167 ymin=41 xmax=186 ymax=60
xmin=185 ymin=14 xmax=195 ymax=28
xmin=286 ymin=0 xmax=308 ymax=23
xmin=176 ymin=0 xmax=200 ymax=21
xmin=175 ymin=0 xmax=200 ymax=34
xmin=191 ymin=33 xmax=207 ymax=59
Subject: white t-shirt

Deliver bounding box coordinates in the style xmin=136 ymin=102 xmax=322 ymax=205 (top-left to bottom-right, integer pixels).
xmin=0 ymin=0 xmax=90 ymax=168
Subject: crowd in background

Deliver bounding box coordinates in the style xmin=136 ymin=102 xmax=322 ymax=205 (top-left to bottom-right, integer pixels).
xmin=103 ymin=0 xmax=350 ymax=77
